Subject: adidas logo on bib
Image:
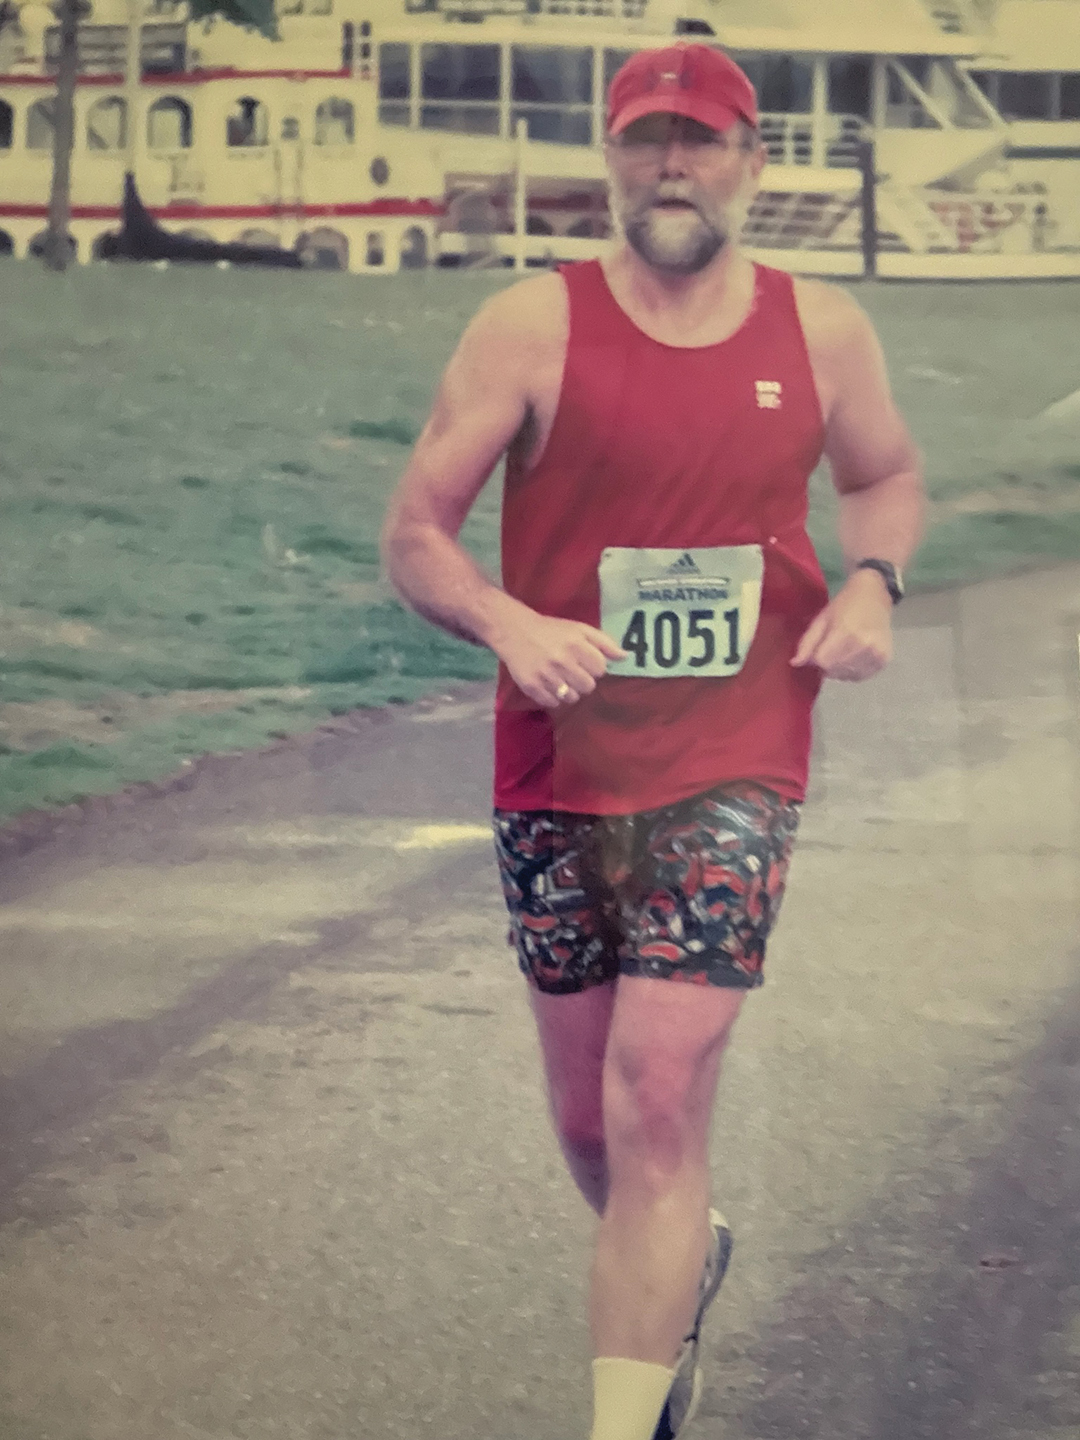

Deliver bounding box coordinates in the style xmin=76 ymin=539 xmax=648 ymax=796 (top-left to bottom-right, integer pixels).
xmin=756 ymin=380 xmax=782 ymax=409
xmin=665 ymin=552 xmax=702 ymax=576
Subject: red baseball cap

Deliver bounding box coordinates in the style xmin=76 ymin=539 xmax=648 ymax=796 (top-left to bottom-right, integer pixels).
xmin=606 ymin=44 xmax=758 ymax=138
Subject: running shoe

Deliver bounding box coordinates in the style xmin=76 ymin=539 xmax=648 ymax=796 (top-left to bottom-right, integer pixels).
xmin=651 ymin=1208 xmax=733 ymax=1440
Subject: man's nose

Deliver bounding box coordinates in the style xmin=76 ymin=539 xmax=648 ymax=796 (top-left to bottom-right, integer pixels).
xmin=658 ymin=140 xmax=691 ymax=177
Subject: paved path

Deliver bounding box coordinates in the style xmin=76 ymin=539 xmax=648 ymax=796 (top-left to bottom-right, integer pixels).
xmin=0 ymin=563 xmax=1078 ymax=1440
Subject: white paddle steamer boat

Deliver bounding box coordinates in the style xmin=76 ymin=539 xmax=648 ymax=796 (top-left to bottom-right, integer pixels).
xmin=0 ymin=0 xmax=1078 ymax=276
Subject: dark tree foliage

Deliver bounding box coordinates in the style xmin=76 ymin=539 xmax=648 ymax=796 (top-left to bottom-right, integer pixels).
xmin=187 ymin=0 xmax=279 ymax=41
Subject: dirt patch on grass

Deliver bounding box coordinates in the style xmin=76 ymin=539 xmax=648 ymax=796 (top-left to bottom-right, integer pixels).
xmin=932 ymin=484 xmax=1080 ymax=518
xmin=0 ymin=610 xmax=112 ymax=652
xmin=0 ymin=688 xmax=314 ymax=752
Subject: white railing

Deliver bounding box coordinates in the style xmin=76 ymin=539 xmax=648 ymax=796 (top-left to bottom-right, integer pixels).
xmin=404 ymin=0 xmax=646 ymax=15
xmin=758 ymin=112 xmax=867 ymax=169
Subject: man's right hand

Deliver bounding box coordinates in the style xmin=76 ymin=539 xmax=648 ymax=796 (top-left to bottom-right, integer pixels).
xmin=493 ymin=612 xmax=628 ymax=709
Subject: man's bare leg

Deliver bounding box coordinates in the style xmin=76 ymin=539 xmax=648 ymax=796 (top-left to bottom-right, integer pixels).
xmin=589 ymin=976 xmax=744 ymax=1366
xmin=529 ymin=979 xmax=617 ymax=1215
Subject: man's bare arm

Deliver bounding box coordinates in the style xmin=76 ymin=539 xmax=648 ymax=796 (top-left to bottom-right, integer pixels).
xmin=792 ymin=284 xmax=927 ymax=679
xmin=380 ymin=286 xmax=536 ymax=649
xmin=381 ymin=277 xmax=625 ymax=708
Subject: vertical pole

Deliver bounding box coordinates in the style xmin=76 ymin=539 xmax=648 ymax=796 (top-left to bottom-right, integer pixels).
xmin=124 ymin=0 xmax=139 ymax=179
xmin=810 ymin=55 xmax=828 ymax=169
xmin=514 ymin=115 xmax=527 ymax=272
xmin=858 ymin=137 xmax=877 ymax=280
xmin=43 ymin=0 xmax=80 ymax=270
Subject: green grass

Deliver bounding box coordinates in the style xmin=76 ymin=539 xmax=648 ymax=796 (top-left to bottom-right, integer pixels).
xmin=0 ymin=259 xmax=1077 ymax=822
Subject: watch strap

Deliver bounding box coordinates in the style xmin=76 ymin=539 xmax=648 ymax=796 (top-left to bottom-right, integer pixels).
xmin=855 ymin=558 xmax=903 ymax=604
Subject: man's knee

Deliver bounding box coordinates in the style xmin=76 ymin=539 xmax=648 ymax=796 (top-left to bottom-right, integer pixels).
xmin=602 ymin=1050 xmax=713 ymax=1176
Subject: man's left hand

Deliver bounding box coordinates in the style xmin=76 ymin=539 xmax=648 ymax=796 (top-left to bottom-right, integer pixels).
xmin=790 ymin=570 xmax=894 ymax=681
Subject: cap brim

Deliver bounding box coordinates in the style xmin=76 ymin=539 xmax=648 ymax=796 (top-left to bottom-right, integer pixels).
xmin=607 ymin=94 xmax=746 ymax=138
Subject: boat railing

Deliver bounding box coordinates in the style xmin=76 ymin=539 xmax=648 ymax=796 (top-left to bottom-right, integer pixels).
xmin=404 ymin=0 xmax=648 ymax=16
xmin=758 ymin=112 xmax=868 ymax=170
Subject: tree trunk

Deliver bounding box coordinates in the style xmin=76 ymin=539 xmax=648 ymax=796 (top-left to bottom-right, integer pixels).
xmin=43 ymin=0 xmax=81 ymax=272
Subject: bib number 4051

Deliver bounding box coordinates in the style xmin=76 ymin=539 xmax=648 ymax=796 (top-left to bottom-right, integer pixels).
xmin=619 ymin=607 xmax=740 ymax=670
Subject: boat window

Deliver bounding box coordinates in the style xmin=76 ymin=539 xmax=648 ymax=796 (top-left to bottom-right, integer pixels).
xmin=827 ymin=56 xmax=871 ymax=119
xmin=998 ymin=72 xmax=1055 ymax=121
xmin=420 ymin=104 xmax=500 ymax=136
xmin=512 ymin=48 xmax=592 ymax=105
xmin=968 ymin=71 xmax=997 ymax=104
xmin=421 ymin=45 xmax=500 ymax=101
xmin=511 ymin=46 xmax=592 ymax=144
xmin=379 ymin=42 xmax=411 ymax=125
xmin=282 ymin=117 xmax=300 ymax=139
xmin=420 ymin=45 xmax=500 ymax=135
xmin=755 ymin=56 xmax=812 ymax=114
xmin=147 ymin=96 xmax=192 ymax=149
xmin=87 ymin=96 xmax=127 ymax=150
xmin=511 ymin=108 xmax=592 ymax=144
xmin=897 ymin=56 xmax=931 ymax=88
xmin=885 ymin=59 xmax=941 ymax=128
xmin=603 ymin=49 xmax=636 ymax=94
xmin=315 ymin=98 xmax=354 ymax=144
xmin=400 ymin=226 xmax=428 ymax=269
xmin=27 ymin=99 xmax=55 ymax=150
xmin=1062 ymin=73 xmax=1080 ymax=120
xmin=0 ymin=101 xmax=12 ymax=150
xmin=226 ymin=97 xmax=269 ymax=147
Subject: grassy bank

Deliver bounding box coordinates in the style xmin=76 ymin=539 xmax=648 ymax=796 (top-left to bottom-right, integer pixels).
xmin=0 ymin=260 xmax=1077 ymax=822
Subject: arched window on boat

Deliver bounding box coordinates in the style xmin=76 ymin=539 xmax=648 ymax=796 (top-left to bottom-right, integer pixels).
xmin=87 ymin=96 xmax=127 ymax=151
xmin=27 ymin=98 xmax=55 ymax=150
xmin=314 ymin=98 xmax=354 ymax=145
xmin=0 ymin=100 xmax=12 ymax=149
xmin=226 ymin=97 xmax=268 ymax=148
xmin=147 ymin=96 xmax=193 ymax=149
xmin=400 ymin=225 xmax=427 ymax=269
xmin=300 ymin=226 xmax=349 ymax=269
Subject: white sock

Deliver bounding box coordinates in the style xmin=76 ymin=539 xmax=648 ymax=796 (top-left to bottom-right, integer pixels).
xmin=589 ymin=1356 xmax=676 ymax=1440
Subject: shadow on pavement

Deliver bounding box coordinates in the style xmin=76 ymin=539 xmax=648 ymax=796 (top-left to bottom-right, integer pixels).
xmin=726 ymin=962 xmax=1080 ymax=1439
xmin=0 ymin=844 xmax=490 ymax=1223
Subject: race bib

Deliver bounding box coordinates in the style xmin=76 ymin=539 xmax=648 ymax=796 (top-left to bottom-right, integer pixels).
xmin=599 ymin=545 xmax=764 ymax=680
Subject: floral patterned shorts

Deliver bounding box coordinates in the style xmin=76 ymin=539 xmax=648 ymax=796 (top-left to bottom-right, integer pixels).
xmin=493 ymin=780 xmax=801 ymax=994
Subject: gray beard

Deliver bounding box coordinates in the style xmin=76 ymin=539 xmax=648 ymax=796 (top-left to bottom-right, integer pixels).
xmin=623 ymin=206 xmax=729 ymax=275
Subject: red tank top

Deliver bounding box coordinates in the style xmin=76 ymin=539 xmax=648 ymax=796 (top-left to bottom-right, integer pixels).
xmin=494 ymin=258 xmax=829 ymax=815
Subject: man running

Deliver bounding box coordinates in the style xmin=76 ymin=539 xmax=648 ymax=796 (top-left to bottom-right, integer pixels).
xmin=382 ymin=43 xmax=925 ymax=1440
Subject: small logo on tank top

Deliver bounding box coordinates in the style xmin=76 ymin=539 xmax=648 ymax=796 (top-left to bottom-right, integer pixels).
xmin=756 ymin=380 xmax=782 ymax=409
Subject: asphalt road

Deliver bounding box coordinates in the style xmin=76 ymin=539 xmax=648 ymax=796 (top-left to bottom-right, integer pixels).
xmin=0 ymin=562 xmax=1078 ymax=1440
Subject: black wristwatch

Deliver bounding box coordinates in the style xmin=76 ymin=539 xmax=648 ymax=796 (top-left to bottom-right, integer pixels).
xmin=855 ymin=558 xmax=904 ymax=604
